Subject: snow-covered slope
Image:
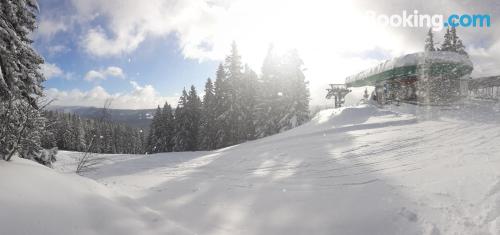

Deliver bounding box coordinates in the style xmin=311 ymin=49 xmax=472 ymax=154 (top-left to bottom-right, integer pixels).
xmin=0 ymin=158 xmax=192 ymax=235
xmin=4 ymin=101 xmax=500 ymax=234
xmin=50 ymin=102 xmax=500 ymax=235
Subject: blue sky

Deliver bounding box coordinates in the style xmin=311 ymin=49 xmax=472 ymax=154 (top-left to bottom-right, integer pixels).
xmin=39 ymin=33 xmax=218 ymax=98
xmin=35 ymin=0 xmax=223 ymax=109
xmin=35 ymin=0 xmax=500 ymax=109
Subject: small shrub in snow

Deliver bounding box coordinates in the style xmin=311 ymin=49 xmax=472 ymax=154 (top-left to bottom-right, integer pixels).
xmin=31 ymin=147 xmax=58 ymax=167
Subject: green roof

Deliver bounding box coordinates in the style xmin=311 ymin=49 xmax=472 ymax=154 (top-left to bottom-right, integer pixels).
xmin=346 ymin=51 xmax=473 ymax=87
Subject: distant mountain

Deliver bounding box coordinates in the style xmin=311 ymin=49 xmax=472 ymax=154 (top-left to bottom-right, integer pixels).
xmin=47 ymin=106 xmax=156 ymax=130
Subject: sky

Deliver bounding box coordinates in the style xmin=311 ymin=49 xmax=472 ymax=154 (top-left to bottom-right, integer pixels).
xmin=35 ymin=0 xmax=500 ymax=109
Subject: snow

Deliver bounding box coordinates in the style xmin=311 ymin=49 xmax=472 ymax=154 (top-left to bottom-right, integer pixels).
xmin=345 ymin=51 xmax=473 ymax=85
xmin=4 ymin=93 xmax=500 ymax=234
xmin=0 ymin=157 xmax=192 ymax=235
xmin=343 ymin=86 xmax=375 ymax=107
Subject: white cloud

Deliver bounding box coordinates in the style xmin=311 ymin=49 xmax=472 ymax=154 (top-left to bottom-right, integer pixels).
xmin=40 ymin=63 xmax=63 ymax=80
xmin=72 ymin=0 xmax=177 ymax=56
xmin=84 ymin=66 xmax=125 ymax=82
xmin=40 ymin=63 xmax=76 ymax=80
xmin=36 ymin=18 xmax=68 ymax=39
xmin=468 ymin=41 xmax=500 ymax=77
xmin=45 ymin=82 xmax=178 ymax=109
xmin=84 ymin=70 xmax=105 ymax=81
xmin=47 ymin=45 xmax=70 ymax=55
xmin=83 ymin=27 xmax=146 ymax=57
xmin=105 ymin=66 xmax=125 ymax=77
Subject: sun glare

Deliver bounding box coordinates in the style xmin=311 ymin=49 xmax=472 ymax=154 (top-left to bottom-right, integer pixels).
xmin=213 ymin=0 xmax=400 ymax=105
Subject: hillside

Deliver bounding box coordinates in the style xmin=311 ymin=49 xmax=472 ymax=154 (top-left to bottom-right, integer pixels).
xmin=47 ymin=106 xmax=156 ymax=129
xmin=43 ymin=102 xmax=500 ymax=235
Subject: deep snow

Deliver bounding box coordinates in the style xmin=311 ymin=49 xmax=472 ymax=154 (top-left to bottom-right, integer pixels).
xmin=3 ymin=100 xmax=500 ymax=234
xmin=0 ymin=157 xmax=192 ymax=235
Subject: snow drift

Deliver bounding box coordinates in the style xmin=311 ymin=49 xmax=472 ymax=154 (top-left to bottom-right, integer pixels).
xmin=0 ymin=158 xmax=192 ymax=235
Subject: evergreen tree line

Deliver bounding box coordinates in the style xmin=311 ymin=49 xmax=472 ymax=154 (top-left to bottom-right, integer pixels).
xmin=41 ymin=111 xmax=146 ymax=154
xmin=147 ymin=43 xmax=310 ymax=153
xmin=425 ymin=27 xmax=468 ymax=56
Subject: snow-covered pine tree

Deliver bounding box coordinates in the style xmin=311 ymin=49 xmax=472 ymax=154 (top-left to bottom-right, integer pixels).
xmin=136 ymin=128 xmax=145 ymax=154
xmin=0 ymin=0 xmax=44 ymax=104
xmin=424 ymin=28 xmax=436 ymax=52
xmin=185 ymin=85 xmax=202 ymax=150
xmin=73 ymin=115 xmax=86 ymax=152
xmin=199 ymin=78 xmax=218 ymax=150
xmin=146 ymin=106 xmax=162 ymax=153
xmin=105 ymin=123 xmax=116 ymax=154
xmin=17 ymin=99 xmax=46 ymax=161
xmin=41 ymin=111 xmax=57 ymax=148
xmin=159 ymin=101 xmax=174 ymax=152
xmin=278 ymin=49 xmax=310 ymax=131
xmin=214 ymin=63 xmax=231 ymax=148
xmin=450 ymin=27 xmax=458 ymax=51
xmin=0 ymin=0 xmax=46 ymax=161
xmin=223 ymin=41 xmax=244 ymax=145
xmin=255 ymin=45 xmax=282 ymax=137
xmin=240 ymin=64 xmax=258 ymax=140
xmin=173 ymin=89 xmax=190 ymax=151
xmin=255 ymin=46 xmax=310 ymax=137
xmin=440 ymin=28 xmax=453 ymax=52
xmin=455 ymin=39 xmax=468 ymax=56
xmin=450 ymin=27 xmax=468 ymax=57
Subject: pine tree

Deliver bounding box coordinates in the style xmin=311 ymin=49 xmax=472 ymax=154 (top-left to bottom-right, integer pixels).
xmin=0 ymin=0 xmax=44 ymax=106
xmin=255 ymin=46 xmax=310 ymax=137
xmin=185 ymin=85 xmax=202 ymax=150
xmin=223 ymin=41 xmax=244 ymax=145
xmin=239 ymin=64 xmax=258 ymax=140
xmin=159 ymin=101 xmax=174 ymax=152
xmin=226 ymin=41 xmax=243 ymax=80
xmin=424 ymin=28 xmax=435 ymax=52
xmin=256 ymin=45 xmax=282 ymax=137
xmin=146 ymin=106 xmax=162 ymax=153
xmin=213 ymin=63 xmax=231 ymax=148
xmin=279 ymin=49 xmax=310 ymax=130
xmin=41 ymin=111 xmax=57 ymax=148
xmin=173 ymin=89 xmax=190 ymax=151
xmin=17 ymin=101 xmax=46 ymax=160
xmin=440 ymin=28 xmax=453 ymax=52
xmin=451 ymin=27 xmax=468 ymax=56
xmin=450 ymin=27 xmax=458 ymax=51
xmin=173 ymin=87 xmax=201 ymax=151
xmin=0 ymin=0 xmax=46 ymax=161
xmin=455 ymin=39 xmax=468 ymax=56
xmin=73 ymin=116 xmax=86 ymax=151
xmin=199 ymin=78 xmax=217 ymax=150
xmin=439 ymin=27 xmax=467 ymax=56
xmin=137 ymin=129 xmax=145 ymax=153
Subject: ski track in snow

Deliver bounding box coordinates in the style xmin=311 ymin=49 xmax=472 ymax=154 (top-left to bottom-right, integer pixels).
xmin=54 ymin=103 xmax=500 ymax=235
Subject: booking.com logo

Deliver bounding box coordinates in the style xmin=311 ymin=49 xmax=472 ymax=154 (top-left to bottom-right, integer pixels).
xmin=366 ymin=10 xmax=491 ymax=31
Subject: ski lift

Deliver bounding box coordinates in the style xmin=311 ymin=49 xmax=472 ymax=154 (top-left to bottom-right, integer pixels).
xmin=326 ymin=84 xmax=351 ymax=108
